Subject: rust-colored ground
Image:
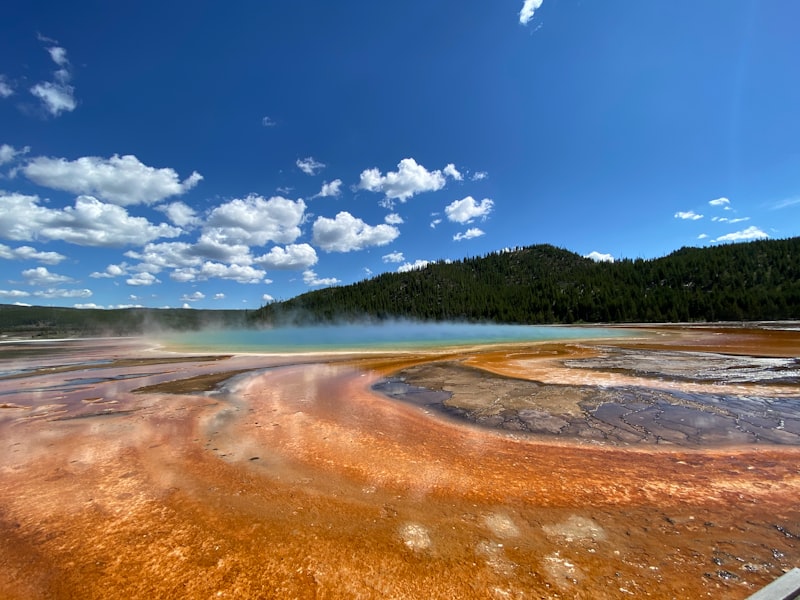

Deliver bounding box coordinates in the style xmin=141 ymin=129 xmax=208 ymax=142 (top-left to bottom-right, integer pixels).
xmin=0 ymin=327 xmax=798 ymax=599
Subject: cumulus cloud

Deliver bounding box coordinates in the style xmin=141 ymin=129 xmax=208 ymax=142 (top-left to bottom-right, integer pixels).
xmin=296 ymin=156 xmax=325 ymax=175
xmin=358 ymin=158 xmax=447 ymax=203
xmin=90 ymin=263 xmax=129 ymax=278
xmin=303 ymin=269 xmax=340 ymax=287
xmin=170 ymin=262 xmax=267 ymax=284
xmin=382 ymin=251 xmax=405 ymax=263
xmin=398 ymin=259 xmax=430 ymax=273
xmin=471 ymin=171 xmax=488 ymax=181
xmin=0 ymin=289 xmax=30 ymax=299
xmin=157 ymin=201 xmax=201 ymax=227
xmin=23 ymin=154 xmax=203 ymax=206
xmin=453 ymin=228 xmax=485 ymax=241
xmin=712 ymin=226 xmax=768 ymax=243
xmin=0 ymin=287 xmax=93 ymax=299
xmin=0 ymin=144 xmax=29 ymax=165
xmin=213 ymin=293 xmax=225 ymax=300
xmin=0 ymin=243 xmax=65 ymax=264
xmin=519 ymin=0 xmax=544 ymax=25
xmin=262 ymin=293 xmax=274 ymax=303
xmin=126 ymin=272 xmax=160 ymax=286
xmin=181 ymin=291 xmax=205 ymax=302
xmin=445 ymin=196 xmax=494 ymax=224
xmin=22 ymin=266 xmax=72 ymax=285
xmin=0 ymin=75 xmax=13 ymax=98
xmin=709 ymin=197 xmax=731 ymax=208
xmin=584 ymin=251 xmax=614 ymax=263
xmin=0 ymin=193 xmax=182 ymax=247
xmin=430 ymin=218 xmax=442 ymax=229
xmin=253 ymin=243 xmax=318 ymax=270
xmin=205 ymin=194 xmax=306 ymax=246
xmin=124 ymin=242 xmax=200 ymax=273
xmin=312 ymin=211 xmax=399 ymax=252
xmin=674 ymin=210 xmax=703 ymax=220
xmin=443 ymin=163 xmax=463 ymax=181
xmin=315 ymin=179 xmax=342 ymax=198
xmin=698 ymin=233 xmax=709 ymax=239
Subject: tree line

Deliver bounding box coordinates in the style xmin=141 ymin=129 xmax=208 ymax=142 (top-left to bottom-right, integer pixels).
xmin=252 ymin=237 xmax=800 ymax=325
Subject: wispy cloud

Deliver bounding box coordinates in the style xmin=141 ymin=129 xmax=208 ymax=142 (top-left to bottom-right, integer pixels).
xmin=771 ymin=197 xmax=800 ymax=210
xmin=30 ymin=37 xmax=77 ymax=116
xmin=296 ymin=156 xmax=325 ymax=176
xmin=709 ymin=197 xmax=731 ymax=208
xmin=674 ymin=210 xmax=703 ymax=221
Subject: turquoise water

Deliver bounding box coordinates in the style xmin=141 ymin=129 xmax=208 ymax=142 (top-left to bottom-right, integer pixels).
xmin=159 ymin=322 xmax=632 ymax=353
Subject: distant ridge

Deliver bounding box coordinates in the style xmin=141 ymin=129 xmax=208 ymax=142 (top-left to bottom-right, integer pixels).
xmin=252 ymin=237 xmax=800 ymax=325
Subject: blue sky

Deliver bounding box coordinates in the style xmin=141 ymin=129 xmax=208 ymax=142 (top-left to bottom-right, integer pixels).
xmin=1 ymin=1 xmax=798 ymax=309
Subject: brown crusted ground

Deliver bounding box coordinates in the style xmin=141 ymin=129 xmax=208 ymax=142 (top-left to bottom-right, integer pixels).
xmin=0 ymin=327 xmax=798 ymax=599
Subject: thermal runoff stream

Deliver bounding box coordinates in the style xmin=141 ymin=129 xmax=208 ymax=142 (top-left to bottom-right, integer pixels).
xmin=0 ymin=324 xmax=798 ymax=599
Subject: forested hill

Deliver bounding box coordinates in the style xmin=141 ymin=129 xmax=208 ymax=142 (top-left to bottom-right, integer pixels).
xmin=252 ymin=237 xmax=800 ymax=325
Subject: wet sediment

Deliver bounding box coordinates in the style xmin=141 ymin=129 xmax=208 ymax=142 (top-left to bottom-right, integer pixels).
xmin=0 ymin=327 xmax=798 ymax=599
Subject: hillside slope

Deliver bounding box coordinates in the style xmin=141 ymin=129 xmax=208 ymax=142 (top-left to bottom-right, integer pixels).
xmin=252 ymin=238 xmax=800 ymax=324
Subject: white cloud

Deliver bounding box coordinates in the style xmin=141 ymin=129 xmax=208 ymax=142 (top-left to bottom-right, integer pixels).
xmin=0 ymin=289 xmax=30 ymax=299
xmin=312 ymin=211 xmax=399 ymax=252
xmin=74 ymin=303 xmax=102 ymax=309
xmin=709 ymin=197 xmax=731 ymax=208
xmin=90 ymin=264 xmax=125 ymax=278
xmin=712 ymin=226 xmax=769 ymax=243
xmin=384 ymin=213 xmax=404 ymax=225
xmin=126 ymin=272 xmax=160 ymax=286
xmin=0 ymin=193 xmax=182 ymax=247
xmin=382 ymin=251 xmax=405 ymax=263
xmin=398 ymin=259 xmax=430 ymax=273
xmin=205 ymin=194 xmax=306 ymax=246
xmin=698 ymin=233 xmax=708 ymax=239
xmin=358 ymin=158 xmax=447 ymax=203
xmin=29 ymin=42 xmax=77 ymax=116
xmin=213 ymin=293 xmax=225 ymax=300
xmin=711 ymin=216 xmax=750 ymax=224
xmin=157 ymin=201 xmax=201 ymax=227
xmin=471 ymin=171 xmax=488 ymax=181
xmin=296 ymin=156 xmax=325 ymax=175
xmin=181 ymin=291 xmax=205 ymax=302
xmin=23 ymin=154 xmax=203 ymax=206
xmin=262 ymin=116 xmax=276 ymax=127
xmin=171 ymin=262 xmax=267 ymax=284
xmin=0 ymin=75 xmax=13 ymax=98
xmin=190 ymin=232 xmax=252 ymax=264
xmin=0 ymin=243 xmax=65 ymax=264
xmin=453 ymin=228 xmax=485 ymax=241
xmin=445 ymin=196 xmax=494 ymax=224
xmin=315 ymin=179 xmax=342 ymax=198
xmin=22 ymin=266 xmax=72 ymax=285
xmin=303 ymin=269 xmax=340 ymax=287
xmin=519 ymin=0 xmax=544 ymax=25
xmin=430 ymin=218 xmax=442 ymax=229
xmin=771 ymin=197 xmax=800 ymax=210
xmin=253 ymin=244 xmax=319 ymax=270
xmin=253 ymin=243 xmax=318 ymax=270
xmin=125 ymin=242 xmax=199 ymax=272
xmin=262 ymin=293 xmax=274 ymax=303
xmin=0 ymin=144 xmax=29 ymax=165
xmin=584 ymin=251 xmax=614 ymax=263
xmin=34 ymin=288 xmax=92 ymax=299
xmin=443 ymin=163 xmax=463 ymax=181
xmin=674 ymin=210 xmax=703 ymax=220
